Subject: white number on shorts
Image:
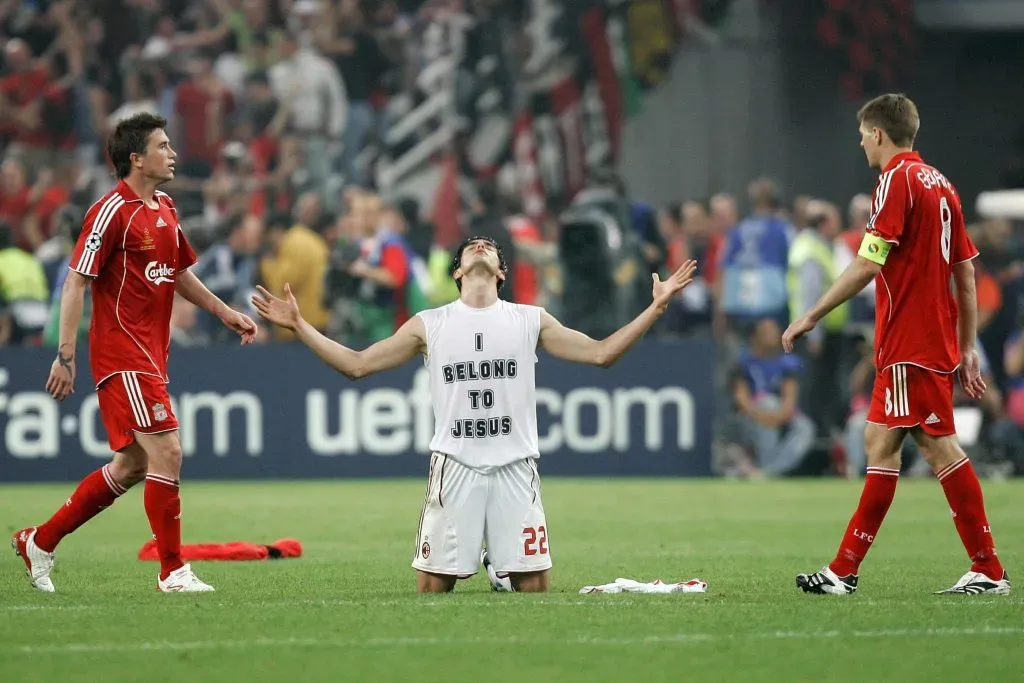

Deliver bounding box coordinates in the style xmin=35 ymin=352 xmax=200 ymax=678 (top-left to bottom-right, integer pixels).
xmin=939 ymin=196 xmax=952 ymax=264
xmin=523 ymin=526 xmax=549 ymax=556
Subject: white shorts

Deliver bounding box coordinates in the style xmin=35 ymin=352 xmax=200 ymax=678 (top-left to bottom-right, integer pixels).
xmin=412 ymin=453 xmax=552 ymax=577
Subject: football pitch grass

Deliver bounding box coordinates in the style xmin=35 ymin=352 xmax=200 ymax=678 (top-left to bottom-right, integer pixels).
xmin=1 ymin=478 xmax=1021 ymax=683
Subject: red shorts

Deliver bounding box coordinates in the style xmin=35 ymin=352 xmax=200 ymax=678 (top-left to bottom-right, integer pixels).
xmin=867 ymin=363 xmax=955 ymax=436
xmin=96 ymin=372 xmax=178 ymax=452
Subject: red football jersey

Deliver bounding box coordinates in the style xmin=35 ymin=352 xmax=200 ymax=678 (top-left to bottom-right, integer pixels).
xmin=866 ymin=151 xmax=978 ymax=373
xmin=69 ymin=181 xmax=197 ymax=387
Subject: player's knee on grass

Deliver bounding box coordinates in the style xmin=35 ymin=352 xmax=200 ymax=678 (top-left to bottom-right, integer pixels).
xmin=909 ymin=429 xmax=964 ymax=472
xmin=509 ymin=570 xmax=549 ymax=593
xmin=417 ymin=570 xmax=458 ymax=593
xmin=863 ymin=423 xmax=903 ymax=470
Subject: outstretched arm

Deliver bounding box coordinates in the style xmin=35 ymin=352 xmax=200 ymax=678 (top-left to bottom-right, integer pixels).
xmin=252 ymin=284 xmax=425 ymax=379
xmin=539 ymin=260 xmax=697 ymax=368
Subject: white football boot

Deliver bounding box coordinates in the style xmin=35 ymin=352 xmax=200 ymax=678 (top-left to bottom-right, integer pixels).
xmin=935 ymin=570 xmax=1011 ymax=596
xmin=157 ymin=563 xmax=215 ymax=593
xmin=12 ymin=527 xmax=56 ymax=593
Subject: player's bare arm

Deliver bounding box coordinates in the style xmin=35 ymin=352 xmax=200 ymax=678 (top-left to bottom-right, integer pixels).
xmin=539 ymin=260 xmax=697 ymax=367
xmin=782 ymin=253 xmax=881 ymax=353
xmin=252 ymin=283 xmax=426 ymax=379
xmin=45 ymin=270 xmax=91 ymax=401
xmin=176 ymin=269 xmax=258 ymax=345
xmin=952 ymin=259 xmax=987 ymax=400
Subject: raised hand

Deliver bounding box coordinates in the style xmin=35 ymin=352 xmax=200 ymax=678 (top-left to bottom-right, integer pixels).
xmin=251 ymin=283 xmax=302 ymax=331
xmin=652 ymin=260 xmax=698 ymax=307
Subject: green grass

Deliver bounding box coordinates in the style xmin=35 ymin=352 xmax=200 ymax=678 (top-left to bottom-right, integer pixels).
xmin=1 ymin=478 xmax=1021 ymax=683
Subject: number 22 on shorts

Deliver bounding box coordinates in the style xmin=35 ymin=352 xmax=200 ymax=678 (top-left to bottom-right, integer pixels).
xmin=523 ymin=526 xmax=549 ymax=556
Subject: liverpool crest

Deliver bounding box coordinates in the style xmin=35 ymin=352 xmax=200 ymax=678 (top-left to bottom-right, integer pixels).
xmin=153 ymin=403 xmax=168 ymax=422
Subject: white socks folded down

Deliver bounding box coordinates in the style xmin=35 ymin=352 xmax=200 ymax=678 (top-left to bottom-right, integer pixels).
xmin=579 ymin=578 xmax=708 ymax=594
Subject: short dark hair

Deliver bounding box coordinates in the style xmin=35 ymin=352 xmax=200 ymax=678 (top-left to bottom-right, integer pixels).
xmin=107 ymin=112 xmax=168 ymax=180
xmin=448 ymin=235 xmax=509 ymax=292
xmin=857 ymin=93 xmax=920 ymax=148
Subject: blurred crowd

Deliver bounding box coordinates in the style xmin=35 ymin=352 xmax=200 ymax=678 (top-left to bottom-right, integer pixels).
xmin=0 ymin=0 xmax=1021 ymax=477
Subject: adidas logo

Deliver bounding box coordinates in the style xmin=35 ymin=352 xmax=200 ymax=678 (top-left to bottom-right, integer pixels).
xmin=155 ymin=216 xmax=167 ymax=228
xmin=925 ymin=413 xmax=940 ymax=425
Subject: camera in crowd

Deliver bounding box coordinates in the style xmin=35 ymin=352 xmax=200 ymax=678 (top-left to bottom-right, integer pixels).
xmin=326 ymin=236 xmax=364 ymax=302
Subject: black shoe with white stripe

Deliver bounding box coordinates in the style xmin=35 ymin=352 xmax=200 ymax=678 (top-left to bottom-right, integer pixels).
xmin=796 ymin=566 xmax=858 ymax=595
xmin=935 ymin=570 xmax=1011 ymax=595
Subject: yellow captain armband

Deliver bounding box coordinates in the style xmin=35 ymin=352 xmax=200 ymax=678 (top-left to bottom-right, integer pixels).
xmin=858 ymin=232 xmax=892 ymax=266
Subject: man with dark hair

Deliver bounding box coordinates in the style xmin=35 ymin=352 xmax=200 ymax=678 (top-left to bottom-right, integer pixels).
xmin=784 ymin=93 xmax=1011 ymax=596
xmin=253 ymin=236 xmax=698 ymax=594
xmin=12 ymin=113 xmax=258 ymax=594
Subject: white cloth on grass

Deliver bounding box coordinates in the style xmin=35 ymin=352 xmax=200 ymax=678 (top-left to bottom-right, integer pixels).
xmin=579 ymin=578 xmax=708 ymax=595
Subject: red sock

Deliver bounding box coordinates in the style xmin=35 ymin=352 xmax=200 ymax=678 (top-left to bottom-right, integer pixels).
xmin=145 ymin=474 xmax=183 ymax=581
xmin=34 ymin=465 xmax=126 ymax=552
xmin=829 ymin=467 xmax=900 ymax=577
xmin=937 ymin=457 xmax=1003 ymax=578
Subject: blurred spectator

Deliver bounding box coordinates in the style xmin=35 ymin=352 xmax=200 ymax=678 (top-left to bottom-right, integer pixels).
xmin=788 ymin=198 xmax=847 ymax=435
xmin=193 ymin=212 xmax=264 ymax=342
xmin=268 ymin=31 xmax=347 ymax=206
xmin=789 ymin=194 xmax=811 ymax=238
xmin=841 ymin=331 xmax=876 ymax=477
xmin=708 ymin=192 xmax=738 ymax=337
xmin=1001 ymin=330 xmax=1024 ymax=448
xmin=976 ymin=218 xmax=1024 ymax=387
xmin=833 ymin=193 xmax=875 ymax=330
xmin=0 ymin=38 xmax=64 ymax=176
xmin=316 ymin=0 xmax=391 ymax=186
xmin=661 ymin=199 xmax=714 ymax=336
xmin=708 ymin=193 xmax=738 ymax=264
xmin=260 ymin=194 xmax=329 ymax=339
xmin=726 ymin=318 xmax=815 ymax=477
xmin=0 ymin=157 xmax=31 ymax=249
xmin=41 ymin=203 xmax=90 ymax=347
xmin=107 ymin=70 xmax=160 ymax=131
xmin=348 ymin=194 xmax=414 ymax=343
xmin=226 ymin=0 xmax=287 ymax=72
xmin=202 ymin=141 xmax=257 ymax=227
xmin=325 ymin=206 xmax=367 ymax=343
xmin=0 ymin=220 xmax=49 ymax=345
xmin=504 ymin=204 xmax=544 ymax=306
xmin=170 ymin=294 xmax=209 ymax=346
xmin=958 ymin=341 xmax=1022 ymax=474
xmin=720 ymin=177 xmax=792 ymax=333
xmin=173 ymin=51 xmax=234 ymax=178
